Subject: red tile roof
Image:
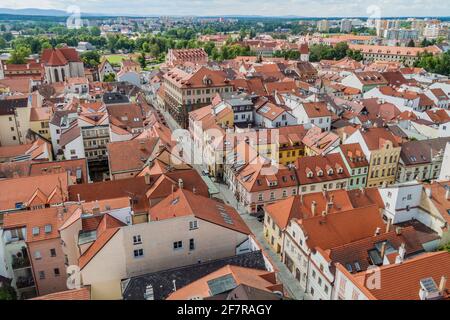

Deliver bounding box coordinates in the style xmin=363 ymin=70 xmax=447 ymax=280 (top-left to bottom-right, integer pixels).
xmin=298 ymin=204 xmax=385 ymax=250
xmin=149 ymin=188 xmax=250 ymax=235
xmin=167 ymin=265 xmax=281 ymax=300
xmin=348 ymin=251 xmax=450 ymax=300
xmin=30 ymin=287 xmax=90 ymax=300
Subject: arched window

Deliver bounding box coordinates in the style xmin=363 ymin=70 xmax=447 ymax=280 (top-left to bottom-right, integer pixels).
xmin=54 ymin=68 xmax=59 ymax=82
xmin=61 ymin=68 xmax=66 ymax=81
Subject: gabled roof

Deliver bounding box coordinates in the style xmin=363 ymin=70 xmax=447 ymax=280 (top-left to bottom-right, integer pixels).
xmin=30 ymin=287 xmax=91 ymax=300
xmin=358 ymin=127 xmax=400 ymax=151
xmin=0 ymin=172 xmax=68 ymax=211
xmin=78 ymin=211 xmax=127 ymax=269
xmin=107 ymin=138 xmax=160 ymax=174
xmin=167 ymin=265 xmax=281 ymax=300
xmin=3 ymin=205 xmax=78 ymax=243
xmin=297 ymin=205 xmax=385 ymax=250
xmin=302 ymin=102 xmax=332 ymax=118
xmin=329 ymin=222 xmax=439 ymax=274
xmin=148 ymin=188 xmax=250 ymax=235
xmin=339 ymin=143 xmax=369 ymax=168
xmin=348 ymin=251 xmax=450 ymax=300
xmin=295 ymin=153 xmax=350 ymax=185
xmin=42 ymin=47 xmax=81 ymax=66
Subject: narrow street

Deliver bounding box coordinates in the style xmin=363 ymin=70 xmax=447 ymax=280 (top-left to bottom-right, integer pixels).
xmin=152 ymin=97 xmax=309 ymax=300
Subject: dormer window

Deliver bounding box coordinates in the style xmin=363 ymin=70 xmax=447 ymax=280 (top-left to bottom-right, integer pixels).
xmin=328 ymin=169 xmax=334 ymax=176
xmin=317 ymin=170 xmax=323 ymax=177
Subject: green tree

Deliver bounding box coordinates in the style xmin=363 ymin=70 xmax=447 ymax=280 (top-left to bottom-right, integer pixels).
xmin=3 ymin=32 xmax=13 ymax=42
xmin=80 ymin=50 xmax=101 ymax=68
xmin=138 ymin=52 xmax=147 ymax=69
xmin=103 ymin=73 xmax=116 ymax=82
xmin=7 ymin=46 xmax=31 ymax=64
xmin=90 ymin=26 xmax=101 ymax=37
xmin=407 ymin=39 xmax=415 ymax=47
xmin=0 ymin=37 xmax=7 ymax=50
xmin=415 ymin=52 xmax=450 ymax=76
xmin=203 ymin=41 xmax=215 ymax=56
xmin=0 ymin=285 xmax=17 ymax=300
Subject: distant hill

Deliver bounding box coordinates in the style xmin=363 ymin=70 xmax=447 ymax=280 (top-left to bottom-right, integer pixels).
xmin=0 ymin=8 xmax=71 ymax=17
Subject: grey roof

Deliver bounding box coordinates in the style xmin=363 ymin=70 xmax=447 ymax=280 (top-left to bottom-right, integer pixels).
xmin=50 ymin=110 xmax=75 ymax=126
xmin=0 ymin=97 xmax=28 ymax=116
xmin=400 ymin=137 xmax=450 ymax=166
xmin=102 ymin=92 xmax=130 ymax=105
xmin=121 ymin=251 xmax=267 ymax=300
xmin=219 ymin=91 xmax=257 ymax=107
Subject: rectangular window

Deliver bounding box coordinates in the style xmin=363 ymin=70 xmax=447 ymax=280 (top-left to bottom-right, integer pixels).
xmin=173 ymin=241 xmax=183 ymax=250
xmin=50 ymin=249 xmax=56 ymax=257
xmin=133 ymin=248 xmax=144 ymax=258
xmin=39 ymin=271 xmax=45 ymax=280
xmin=189 ymin=238 xmax=195 ymax=251
xmin=54 ymin=268 xmax=60 ymax=277
xmin=189 ymin=221 xmax=198 ymax=230
xmin=44 ymin=224 xmax=52 ymax=234
xmin=133 ymin=235 xmax=142 ymax=245
xmin=32 ymin=227 xmax=40 ymax=236
xmin=34 ymin=251 xmax=42 ymax=260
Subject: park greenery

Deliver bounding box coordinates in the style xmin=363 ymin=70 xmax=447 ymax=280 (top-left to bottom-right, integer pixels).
xmin=309 ymin=42 xmax=363 ymax=62
xmin=0 ymin=20 xmax=448 ymax=76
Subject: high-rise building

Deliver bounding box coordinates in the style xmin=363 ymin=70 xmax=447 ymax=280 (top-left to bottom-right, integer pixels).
xmin=340 ymin=19 xmax=352 ymax=33
xmin=317 ymin=20 xmax=330 ymax=33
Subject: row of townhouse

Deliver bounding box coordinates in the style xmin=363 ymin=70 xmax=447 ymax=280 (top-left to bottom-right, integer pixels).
xmin=230 ymin=143 xmax=372 ymax=215
xmin=264 ymin=179 xmax=450 ymax=300
xmin=0 ymin=160 xmax=275 ymax=300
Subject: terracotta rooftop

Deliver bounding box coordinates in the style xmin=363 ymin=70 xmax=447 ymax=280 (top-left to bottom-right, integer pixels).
xmin=295 ymin=153 xmax=350 ymax=185
xmin=30 ymin=287 xmax=90 ymax=300
xmin=149 ymin=188 xmax=250 ymax=235
xmin=0 ymin=172 xmax=69 ymax=211
xmin=297 ymin=204 xmax=386 ymax=250
xmin=347 ymin=251 xmax=450 ymax=300
xmin=167 ymin=265 xmax=282 ymax=300
xmin=107 ymin=138 xmax=160 ymax=174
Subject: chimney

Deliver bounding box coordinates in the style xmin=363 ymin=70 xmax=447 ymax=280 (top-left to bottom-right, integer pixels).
xmin=172 ymin=279 xmax=177 ymax=292
xmin=92 ymin=200 xmax=100 ymax=215
xmin=439 ymin=276 xmax=447 ymax=295
xmin=193 ymin=187 xmax=196 ymax=194
xmin=144 ymin=173 xmax=151 ymax=185
xmin=326 ymin=194 xmax=334 ymax=214
xmin=446 ymin=188 xmax=450 ymax=201
xmin=178 ymin=178 xmax=184 ymax=189
xmin=374 ymin=227 xmax=381 ymax=236
xmin=57 ymin=206 xmax=65 ymax=221
xmin=139 ymin=140 xmax=146 ymax=151
xmin=385 ymin=219 xmax=392 ymax=233
xmin=395 ymin=227 xmax=403 ymax=235
xmin=395 ymin=243 xmax=406 ymax=264
xmin=311 ymin=201 xmax=317 ymax=216
xmin=77 ymin=193 xmax=81 ymax=204
xmin=380 ymin=241 xmax=387 ymax=260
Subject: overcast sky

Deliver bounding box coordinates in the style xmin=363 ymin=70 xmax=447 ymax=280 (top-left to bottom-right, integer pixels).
xmin=0 ymin=0 xmax=449 ymax=17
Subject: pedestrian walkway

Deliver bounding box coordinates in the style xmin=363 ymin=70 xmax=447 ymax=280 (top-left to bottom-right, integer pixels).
xmin=215 ymin=183 xmax=309 ymax=300
xmin=157 ymin=101 xmax=310 ymax=300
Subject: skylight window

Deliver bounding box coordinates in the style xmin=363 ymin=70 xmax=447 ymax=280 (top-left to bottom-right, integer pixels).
xmin=44 ymin=225 xmax=52 ymax=234
xmin=32 ymin=227 xmax=40 ymax=236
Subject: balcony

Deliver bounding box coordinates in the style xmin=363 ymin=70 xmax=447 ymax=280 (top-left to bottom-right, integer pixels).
xmin=12 ymin=254 xmax=31 ymax=270
xmin=15 ymin=275 xmax=35 ymax=289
